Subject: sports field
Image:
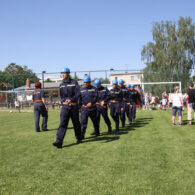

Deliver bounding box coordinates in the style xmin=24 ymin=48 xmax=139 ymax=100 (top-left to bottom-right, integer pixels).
xmin=0 ymin=109 xmax=194 ymax=195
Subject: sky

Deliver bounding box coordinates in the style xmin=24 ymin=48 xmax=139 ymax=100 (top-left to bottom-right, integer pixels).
xmin=0 ymin=0 xmax=195 ymax=75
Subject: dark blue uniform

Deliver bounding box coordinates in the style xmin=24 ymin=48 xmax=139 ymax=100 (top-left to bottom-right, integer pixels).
xmin=56 ymin=79 xmax=82 ymax=144
xmin=128 ymin=89 xmax=141 ymax=120
xmin=32 ymin=89 xmax=48 ymax=132
xmin=126 ymin=90 xmax=134 ymax=123
xmin=96 ymin=86 xmax=112 ymax=132
xmin=119 ymin=86 xmax=129 ymax=127
xmin=80 ymin=85 xmax=99 ymax=138
xmin=109 ymin=87 xmax=123 ymax=131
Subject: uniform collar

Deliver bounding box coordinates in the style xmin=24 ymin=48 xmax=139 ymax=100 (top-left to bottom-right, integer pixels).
xmin=83 ymin=85 xmax=92 ymax=89
xmin=63 ymin=78 xmax=71 ymax=83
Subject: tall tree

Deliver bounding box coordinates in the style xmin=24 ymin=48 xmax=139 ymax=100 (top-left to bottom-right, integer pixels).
xmin=142 ymin=17 xmax=195 ymax=93
xmin=3 ymin=63 xmax=39 ymax=88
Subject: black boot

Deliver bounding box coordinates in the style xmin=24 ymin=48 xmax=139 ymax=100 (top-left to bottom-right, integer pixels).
xmin=76 ymin=139 xmax=82 ymax=144
xmin=95 ymin=129 xmax=100 ymax=136
xmin=52 ymin=141 xmax=62 ymax=148
xmin=116 ymin=123 xmax=119 ymax=132
xmin=108 ymin=126 xmax=112 ymax=133
xmin=90 ymin=131 xmax=96 ymax=135
xmin=81 ymin=128 xmax=86 ymax=140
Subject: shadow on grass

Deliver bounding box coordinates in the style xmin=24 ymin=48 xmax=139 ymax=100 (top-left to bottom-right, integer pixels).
xmin=83 ymin=135 xmax=120 ymax=143
xmin=41 ymin=127 xmax=74 ymax=132
xmin=182 ymin=120 xmax=188 ymax=125
xmin=62 ymin=135 xmax=120 ymax=148
xmin=182 ymin=119 xmax=195 ymax=125
xmin=40 ymin=128 xmax=58 ymax=132
xmin=62 ymin=117 xmax=153 ymax=148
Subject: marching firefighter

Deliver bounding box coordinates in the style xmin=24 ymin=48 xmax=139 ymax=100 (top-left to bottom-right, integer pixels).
xmin=119 ymin=79 xmax=129 ymax=127
xmin=53 ymin=67 xmax=82 ymax=148
xmin=128 ymin=84 xmax=141 ymax=121
xmin=93 ymin=79 xmax=112 ymax=134
xmin=32 ymin=81 xmax=48 ymax=132
xmin=80 ymin=76 xmax=99 ymax=139
xmin=126 ymin=84 xmax=134 ymax=124
xmin=109 ymin=80 xmax=123 ymax=131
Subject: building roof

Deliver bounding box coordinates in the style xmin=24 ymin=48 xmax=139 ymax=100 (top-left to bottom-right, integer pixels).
xmin=0 ymin=82 xmax=12 ymax=89
xmin=110 ymin=72 xmax=143 ymax=76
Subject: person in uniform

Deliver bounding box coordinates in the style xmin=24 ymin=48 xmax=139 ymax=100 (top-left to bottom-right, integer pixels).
xmin=128 ymin=84 xmax=141 ymax=121
xmin=32 ymin=81 xmax=48 ymax=132
xmin=80 ymin=76 xmax=99 ymax=139
xmin=53 ymin=67 xmax=82 ymax=148
xmin=119 ymin=79 xmax=129 ymax=127
xmin=109 ymin=80 xmax=123 ymax=131
xmin=92 ymin=79 xmax=112 ymax=134
xmin=126 ymin=84 xmax=134 ymax=124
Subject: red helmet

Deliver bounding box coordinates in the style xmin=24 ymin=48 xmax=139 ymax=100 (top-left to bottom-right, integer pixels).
xmin=35 ymin=82 xmax=42 ymax=89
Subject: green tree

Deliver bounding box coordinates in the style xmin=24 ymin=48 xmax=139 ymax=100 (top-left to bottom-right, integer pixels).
xmin=3 ymin=63 xmax=39 ymax=88
xmin=142 ymin=17 xmax=195 ymax=93
xmin=45 ymin=78 xmax=53 ymax=82
xmin=94 ymin=77 xmax=110 ymax=84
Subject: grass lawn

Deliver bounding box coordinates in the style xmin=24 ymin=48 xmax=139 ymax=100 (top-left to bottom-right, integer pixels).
xmin=0 ymin=109 xmax=194 ymax=195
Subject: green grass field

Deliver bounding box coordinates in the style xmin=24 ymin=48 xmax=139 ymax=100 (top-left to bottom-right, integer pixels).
xmin=0 ymin=109 xmax=194 ymax=195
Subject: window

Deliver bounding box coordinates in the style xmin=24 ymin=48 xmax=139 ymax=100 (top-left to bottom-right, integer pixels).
xmin=131 ymin=75 xmax=138 ymax=81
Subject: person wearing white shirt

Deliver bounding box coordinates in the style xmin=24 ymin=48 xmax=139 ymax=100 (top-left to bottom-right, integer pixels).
xmin=14 ymin=99 xmax=20 ymax=113
xmin=171 ymin=86 xmax=183 ymax=126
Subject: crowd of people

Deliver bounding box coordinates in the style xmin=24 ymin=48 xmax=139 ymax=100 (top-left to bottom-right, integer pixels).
xmin=142 ymin=84 xmax=195 ymax=126
xmin=32 ymin=67 xmax=195 ymax=148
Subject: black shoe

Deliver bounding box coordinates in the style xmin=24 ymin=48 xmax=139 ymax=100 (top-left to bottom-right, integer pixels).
xmin=95 ymin=133 xmax=100 ymax=136
xmin=52 ymin=141 xmax=62 ymax=148
xmin=42 ymin=129 xmax=48 ymax=131
xmin=90 ymin=131 xmax=96 ymax=135
xmin=36 ymin=130 xmax=41 ymax=132
xmin=81 ymin=134 xmax=85 ymax=140
xmin=108 ymin=126 xmax=112 ymax=133
xmin=76 ymin=139 xmax=82 ymax=144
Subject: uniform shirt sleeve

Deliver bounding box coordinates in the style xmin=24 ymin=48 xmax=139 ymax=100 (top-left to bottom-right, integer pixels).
xmin=69 ymin=81 xmax=81 ymax=102
xmin=137 ymin=91 xmax=141 ymax=103
xmin=91 ymin=87 xmax=98 ymax=105
xmin=41 ymin=90 xmax=45 ymax=98
xmin=105 ymin=88 xmax=110 ymax=102
xmin=78 ymin=87 xmax=83 ymax=107
xmin=59 ymin=83 xmax=63 ymax=100
xmin=119 ymin=89 xmax=123 ymax=101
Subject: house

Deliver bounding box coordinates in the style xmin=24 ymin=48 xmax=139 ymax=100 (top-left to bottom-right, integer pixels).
xmin=110 ymin=72 xmax=144 ymax=86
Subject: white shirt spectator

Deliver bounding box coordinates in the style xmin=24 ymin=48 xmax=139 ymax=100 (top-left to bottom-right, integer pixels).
xmin=171 ymin=93 xmax=183 ymax=107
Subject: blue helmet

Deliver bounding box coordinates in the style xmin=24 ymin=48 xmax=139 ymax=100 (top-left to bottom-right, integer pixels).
xmin=119 ymin=79 xmax=124 ymax=84
xmin=131 ymin=84 xmax=135 ymax=87
xmin=112 ymin=80 xmax=118 ymax=85
xmin=83 ymin=76 xmax=91 ymax=83
xmin=94 ymin=79 xmax=101 ymax=87
xmin=127 ymin=84 xmax=131 ymax=88
xmin=61 ymin=67 xmax=70 ymax=73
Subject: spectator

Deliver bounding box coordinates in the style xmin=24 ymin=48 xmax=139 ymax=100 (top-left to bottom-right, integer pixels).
xmin=171 ymin=86 xmax=183 ymax=126
xmin=14 ymin=99 xmax=21 ymax=113
xmin=162 ymin=90 xmax=167 ymax=110
xmin=186 ymin=83 xmax=195 ymax=125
